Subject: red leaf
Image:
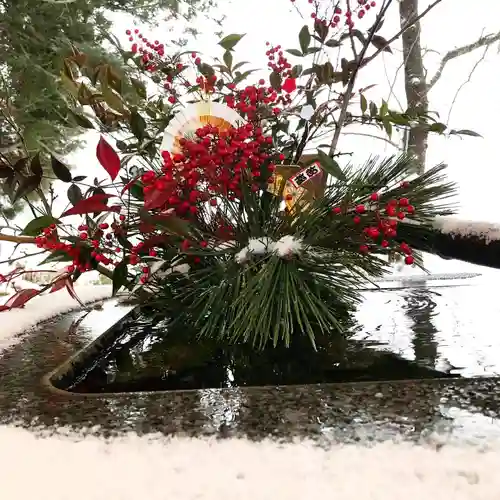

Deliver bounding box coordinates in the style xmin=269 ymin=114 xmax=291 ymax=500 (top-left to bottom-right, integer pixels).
xmin=61 ymin=193 xmax=116 ymax=217
xmin=51 ymin=278 xmax=67 ymax=292
xmin=144 ymin=188 xmax=171 ymax=210
xmin=65 ymin=279 xmax=85 ymax=308
xmin=96 ymin=136 xmax=121 ymax=180
xmin=0 ymin=305 xmax=10 ymax=312
xmin=4 ymin=289 xmax=40 ymax=309
xmin=282 ymin=78 xmax=297 ymax=93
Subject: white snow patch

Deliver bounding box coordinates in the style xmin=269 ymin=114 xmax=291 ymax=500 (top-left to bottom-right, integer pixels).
xmin=247 ymin=237 xmax=272 ymax=255
xmin=159 ymin=263 xmax=191 ymax=277
xmin=271 ymin=235 xmax=303 ymax=257
xmin=235 ymin=238 xmax=272 ymax=263
xmin=299 ymin=104 xmax=314 ymax=120
xmin=0 ymin=425 xmax=499 ymax=499
xmin=433 ymin=216 xmax=500 ymax=243
xmin=235 ymin=236 xmax=302 ymax=263
xmin=0 ymin=285 xmax=111 ymax=354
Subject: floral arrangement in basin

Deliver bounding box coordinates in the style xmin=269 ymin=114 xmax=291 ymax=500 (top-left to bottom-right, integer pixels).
xmin=0 ymin=0 xmax=473 ymax=348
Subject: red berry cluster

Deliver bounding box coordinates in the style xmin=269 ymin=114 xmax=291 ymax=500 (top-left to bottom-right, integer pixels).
xmin=225 ymin=82 xmax=281 ymax=120
xmin=263 ymin=43 xmax=295 ymax=104
xmin=126 ymin=29 xmax=165 ymax=70
xmin=140 ymin=122 xmax=276 ymax=217
xmin=332 ymin=181 xmax=416 ymax=265
xmin=35 ymin=217 xmax=131 ymax=274
xmin=265 ymin=43 xmax=292 ymax=77
xmin=291 ymin=0 xmax=377 ymax=28
xmin=35 ymin=225 xmax=91 ymax=273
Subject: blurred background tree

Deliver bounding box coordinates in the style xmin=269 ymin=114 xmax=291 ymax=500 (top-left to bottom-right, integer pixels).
xmin=0 ymin=0 xmax=217 ymax=217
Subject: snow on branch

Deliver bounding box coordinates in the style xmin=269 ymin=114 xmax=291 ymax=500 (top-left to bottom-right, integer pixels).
xmin=432 ymin=216 xmax=500 ymax=244
xmin=428 ymin=31 xmax=500 ymax=89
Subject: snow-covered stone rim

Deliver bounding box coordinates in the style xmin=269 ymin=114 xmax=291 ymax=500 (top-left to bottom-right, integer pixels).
xmin=0 ymin=285 xmax=113 ymax=356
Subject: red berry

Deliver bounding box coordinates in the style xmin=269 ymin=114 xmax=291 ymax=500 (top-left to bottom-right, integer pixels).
xmin=399 ymin=197 xmax=409 ymax=207
xmin=332 ymin=206 xmax=342 ymax=214
xmin=359 ymin=244 xmax=369 ymax=254
xmin=405 ymin=255 xmax=414 ymax=265
xmin=369 ymin=192 xmax=379 ymax=201
xmin=381 ymin=240 xmax=389 ymax=248
xmin=353 ymin=215 xmax=361 ymax=224
xmin=355 ymin=204 xmax=366 ymax=214
xmin=407 ymin=205 xmax=415 ymax=214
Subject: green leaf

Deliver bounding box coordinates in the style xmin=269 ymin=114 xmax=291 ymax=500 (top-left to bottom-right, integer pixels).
xmin=51 ymin=156 xmax=72 ymax=182
xmin=68 ymin=109 xmax=94 ymax=129
xmin=314 ymin=20 xmax=329 ymax=42
xmin=428 ymin=122 xmax=447 ymax=134
xmin=291 ymin=65 xmax=303 ymax=78
xmin=39 ymin=250 xmax=72 ymax=266
xmin=450 ymin=129 xmax=482 ymax=137
xmin=30 ymin=153 xmax=43 ymax=177
xmin=360 ymin=94 xmax=367 ymax=114
xmin=286 ymin=49 xmax=303 ymax=57
xmin=13 ymin=175 xmax=41 ymax=202
xmin=101 ymin=84 xmax=127 ymax=114
xmin=130 ymin=111 xmax=147 ymax=140
xmin=218 ymin=33 xmax=245 ymax=51
xmin=325 ymin=38 xmax=341 ymax=48
xmin=299 ymin=25 xmax=311 ymax=54
xmin=67 ymin=183 xmax=83 ymax=206
xmin=112 ymin=260 xmax=128 ymax=295
xmin=223 ymin=51 xmax=233 ymax=71
xmin=0 ymin=164 xmax=12 ymax=179
xmin=369 ymin=101 xmax=378 ymax=117
xmin=269 ymin=71 xmax=282 ymax=90
xmin=316 ymin=149 xmax=346 ymax=181
xmin=232 ymin=61 xmax=250 ymax=72
xmin=382 ymin=119 xmax=393 ymax=138
xmin=199 ymin=63 xmax=215 ymax=77
xmin=22 ymin=215 xmax=60 ymax=236
xmin=233 ymin=69 xmax=257 ymax=84
xmin=306 ymin=47 xmax=321 ymax=55
xmin=129 ymin=183 xmax=144 ymax=201
xmin=379 ymin=99 xmax=388 ymax=117
xmin=130 ymin=77 xmax=147 ymax=99
xmin=371 ymin=35 xmax=392 ymax=53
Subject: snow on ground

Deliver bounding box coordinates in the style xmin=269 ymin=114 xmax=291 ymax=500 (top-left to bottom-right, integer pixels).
xmin=0 ymin=285 xmax=112 ymax=354
xmin=0 ymin=425 xmax=498 ymax=500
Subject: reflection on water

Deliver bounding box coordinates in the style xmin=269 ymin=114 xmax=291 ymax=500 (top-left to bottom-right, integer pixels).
xmin=404 ymin=288 xmax=439 ymax=369
xmin=356 ymin=275 xmax=500 ymax=377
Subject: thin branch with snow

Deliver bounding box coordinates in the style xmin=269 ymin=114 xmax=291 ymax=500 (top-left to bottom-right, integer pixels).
xmin=428 ymin=31 xmax=500 ymax=89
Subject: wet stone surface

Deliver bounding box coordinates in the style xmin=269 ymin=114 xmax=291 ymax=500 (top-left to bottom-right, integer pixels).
xmin=0 ymin=298 xmax=500 ymax=445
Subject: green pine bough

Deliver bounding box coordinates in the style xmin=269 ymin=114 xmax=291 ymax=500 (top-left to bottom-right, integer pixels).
xmin=140 ymin=155 xmax=457 ymax=349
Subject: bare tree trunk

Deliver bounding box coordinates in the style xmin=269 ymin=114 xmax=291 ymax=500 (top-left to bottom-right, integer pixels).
xmin=400 ymin=0 xmax=428 ymax=175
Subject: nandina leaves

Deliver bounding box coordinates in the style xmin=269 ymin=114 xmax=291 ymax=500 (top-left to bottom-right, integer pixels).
xmin=144 ymin=188 xmax=171 ymax=210
xmin=3 ymin=289 xmax=40 ymax=309
xmin=61 ymin=193 xmax=117 ymax=217
xmin=282 ymin=78 xmax=297 ymax=94
xmin=96 ymin=136 xmax=121 ymax=180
